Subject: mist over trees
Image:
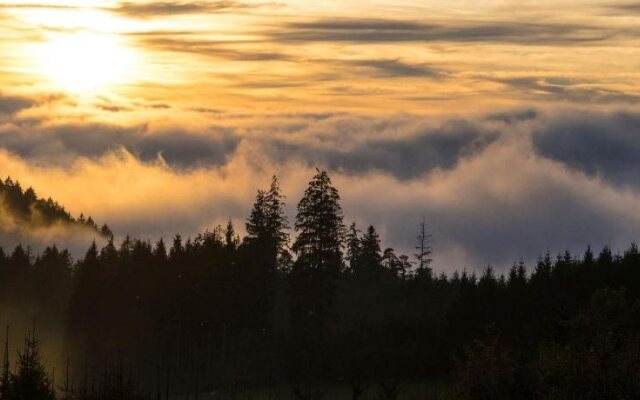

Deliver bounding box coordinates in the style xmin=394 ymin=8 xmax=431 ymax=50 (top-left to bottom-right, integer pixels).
xmin=0 ymin=170 xmax=639 ymax=399
xmin=0 ymin=177 xmax=112 ymax=237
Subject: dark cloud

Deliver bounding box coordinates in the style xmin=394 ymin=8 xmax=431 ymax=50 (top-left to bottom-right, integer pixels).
xmin=532 ymin=111 xmax=640 ymax=188
xmin=131 ymin=35 xmax=289 ymax=61
xmin=0 ymin=94 xmax=36 ymax=115
xmin=495 ymin=77 xmax=640 ymax=104
xmin=0 ymin=123 xmax=240 ymax=168
xmin=270 ymin=18 xmax=613 ymax=45
xmin=345 ymin=59 xmax=446 ymax=79
xmin=259 ymin=118 xmax=499 ymax=180
xmin=487 ymin=109 xmax=538 ymax=124
xmin=113 ymin=1 xmax=248 ymax=18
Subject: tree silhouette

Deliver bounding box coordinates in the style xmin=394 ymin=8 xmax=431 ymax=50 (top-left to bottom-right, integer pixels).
xmin=0 ymin=172 xmax=640 ymax=398
xmin=8 ymin=328 xmax=55 ymax=400
xmin=415 ymin=218 xmax=432 ymax=277
xmin=359 ymin=225 xmax=382 ymax=273
xmin=292 ymin=169 xmax=345 ymax=275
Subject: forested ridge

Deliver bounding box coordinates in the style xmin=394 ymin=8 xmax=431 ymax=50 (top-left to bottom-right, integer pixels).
xmin=0 ymin=170 xmax=640 ymax=399
xmin=0 ymin=178 xmax=112 ymax=237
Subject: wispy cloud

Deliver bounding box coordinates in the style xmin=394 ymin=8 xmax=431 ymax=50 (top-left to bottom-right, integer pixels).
xmin=112 ymin=1 xmax=253 ymax=18
xmin=604 ymin=1 xmax=640 ymax=14
xmin=134 ymin=35 xmax=289 ymax=61
xmin=494 ymin=77 xmax=640 ymax=104
xmin=343 ymin=59 xmax=447 ymax=79
xmin=269 ymin=18 xmax=614 ymax=45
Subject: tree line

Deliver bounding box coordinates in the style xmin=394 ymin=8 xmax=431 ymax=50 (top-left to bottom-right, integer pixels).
xmin=0 ymin=178 xmax=112 ymax=237
xmin=0 ymin=170 xmax=640 ymax=399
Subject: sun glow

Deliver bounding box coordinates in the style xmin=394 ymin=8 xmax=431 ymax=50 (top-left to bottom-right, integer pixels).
xmin=35 ymin=32 xmax=137 ymax=93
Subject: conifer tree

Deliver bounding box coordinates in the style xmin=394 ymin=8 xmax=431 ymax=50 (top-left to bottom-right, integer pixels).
xmin=345 ymin=223 xmax=361 ymax=272
xmin=359 ymin=225 xmax=382 ymax=271
xmin=224 ymin=219 xmax=238 ymax=250
xmin=288 ymin=169 xmax=345 ymax=384
xmin=8 ymin=328 xmax=55 ymax=400
xmin=415 ymin=218 xmax=433 ymax=277
xmin=292 ymin=169 xmax=345 ymax=275
xmin=246 ymin=176 xmax=290 ymax=269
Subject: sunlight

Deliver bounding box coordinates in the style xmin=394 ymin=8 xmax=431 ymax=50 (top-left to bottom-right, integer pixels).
xmin=35 ymin=32 xmax=137 ymax=93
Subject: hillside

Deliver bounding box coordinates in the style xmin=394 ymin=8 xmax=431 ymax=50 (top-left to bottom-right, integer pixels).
xmin=0 ymin=177 xmax=112 ymax=238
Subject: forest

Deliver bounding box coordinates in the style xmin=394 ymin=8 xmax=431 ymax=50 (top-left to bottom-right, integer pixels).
xmin=1 ymin=170 xmax=640 ymax=399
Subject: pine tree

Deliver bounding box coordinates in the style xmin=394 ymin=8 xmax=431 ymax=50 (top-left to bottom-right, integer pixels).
xmin=345 ymin=223 xmax=361 ymax=272
xmin=246 ymin=190 xmax=267 ymax=240
xmin=584 ymin=245 xmax=594 ymax=265
xmin=8 ymin=328 xmax=56 ymax=400
xmin=224 ymin=219 xmax=238 ymax=250
xmin=246 ymin=176 xmax=290 ymax=269
xmin=292 ymin=169 xmax=345 ymax=275
xmin=265 ymin=176 xmax=290 ymax=260
xmin=287 ymin=170 xmax=346 ymax=383
xmin=359 ymin=225 xmax=382 ymax=271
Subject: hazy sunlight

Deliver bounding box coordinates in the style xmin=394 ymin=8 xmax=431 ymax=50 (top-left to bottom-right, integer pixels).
xmin=34 ymin=32 xmax=137 ymax=93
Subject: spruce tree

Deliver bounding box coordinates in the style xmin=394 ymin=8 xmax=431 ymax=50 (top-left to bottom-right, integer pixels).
xmin=292 ymin=169 xmax=345 ymax=275
xmin=359 ymin=225 xmax=382 ymax=272
xmin=288 ymin=169 xmax=345 ymax=383
xmin=345 ymin=223 xmax=361 ymax=272
xmin=246 ymin=176 xmax=289 ymax=269
xmin=8 ymin=329 xmax=55 ymax=400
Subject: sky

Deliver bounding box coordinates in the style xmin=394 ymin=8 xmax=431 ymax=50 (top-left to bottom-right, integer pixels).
xmin=0 ymin=0 xmax=639 ymax=271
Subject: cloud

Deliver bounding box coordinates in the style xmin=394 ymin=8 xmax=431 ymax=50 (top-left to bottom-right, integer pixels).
xmin=257 ymin=117 xmax=499 ymax=180
xmin=339 ymin=133 xmax=640 ymax=271
xmin=494 ymin=77 xmax=640 ymax=104
xmin=0 ymin=122 xmax=240 ymax=168
xmin=112 ymin=1 xmax=251 ymax=18
xmin=0 ymin=108 xmax=639 ymax=271
xmin=605 ymin=1 xmax=640 ymax=14
xmin=270 ymin=18 xmax=613 ymax=45
xmin=532 ymin=111 xmax=640 ymax=188
xmin=0 ymin=94 xmax=36 ymax=115
xmin=343 ymin=59 xmax=447 ymax=79
xmin=134 ymin=35 xmax=290 ymax=61
xmin=0 ymin=3 xmax=79 ymax=10
xmin=487 ymin=109 xmax=539 ymax=124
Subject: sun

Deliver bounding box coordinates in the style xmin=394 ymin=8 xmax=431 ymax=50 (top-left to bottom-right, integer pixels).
xmin=35 ymin=32 xmax=137 ymax=93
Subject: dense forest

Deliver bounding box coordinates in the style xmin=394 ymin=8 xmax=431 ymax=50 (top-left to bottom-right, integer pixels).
xmin=0 ymin=178 xmax=112 ymax=237
xmin=0 ymin=170 xmax=640 ymax=399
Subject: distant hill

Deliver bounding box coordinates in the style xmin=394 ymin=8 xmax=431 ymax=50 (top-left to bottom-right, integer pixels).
xmin=0 ymin=177 xmax=112 ymax=238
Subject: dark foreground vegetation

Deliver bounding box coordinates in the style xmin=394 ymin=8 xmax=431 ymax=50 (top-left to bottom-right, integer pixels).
xmin=1 ymin=170 xmax=640 ymax=399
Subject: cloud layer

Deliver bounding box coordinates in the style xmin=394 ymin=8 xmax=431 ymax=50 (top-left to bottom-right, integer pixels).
xmin=1 ymin=104 xmax=640 ymax=271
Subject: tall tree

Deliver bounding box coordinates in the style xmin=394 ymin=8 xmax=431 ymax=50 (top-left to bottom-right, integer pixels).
xmin=224 ymin=219 xmax=239 ymax=251
xmin=246 ymin=175 xmax=290 ymax=269
xmin=292 ymin=169 xmax=345 ymax=275
xmin=288 ymin=169 xmax=345 ymax=386
xmin=415 ymin=218 xmax=433 ymax=277
xmin=359 ymin=225 xmax=382 ymax=272
xmin=345 ymin=223 xmax=361 ymax=272
xmin=8 ymin=328 xmax=56 ymax=400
